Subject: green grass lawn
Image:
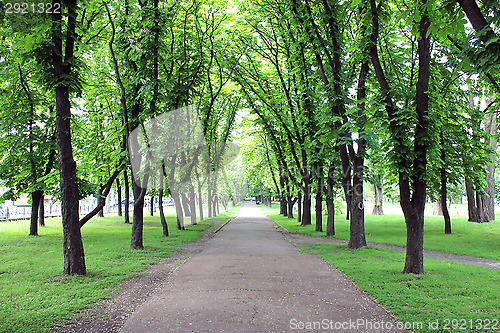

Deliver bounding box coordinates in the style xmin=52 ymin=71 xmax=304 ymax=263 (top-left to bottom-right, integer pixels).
xmin=303 ymin=243 xmax=500 ymax=333
xmin=261 ymin=203 xmax=500 ymax=260
xmin=0 ymin=207 xmax=240 ymax=333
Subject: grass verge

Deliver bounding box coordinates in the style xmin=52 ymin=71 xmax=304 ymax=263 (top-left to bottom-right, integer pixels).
xmin=303 ymin=243 xmax=500 ymax=333
xmin=262 ymin=204 xmax=500 ymax=260
xmin=0 ymin=212 xmax=220 ymax=333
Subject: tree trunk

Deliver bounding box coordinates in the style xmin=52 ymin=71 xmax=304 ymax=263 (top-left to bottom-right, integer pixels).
xmin=326 ymin=197 xmax=335 ymax=236
xmin=372 ymin=184 xmax=384 ymax=215
xmin=181 ymin=193 xmax=191 ymax=217
xmin=150 ymin=194 xmax=154 ymax=217
xmin=30 ymin=190 xmax=43 ymax=236
xmin=287 ymin=195 xmax=295 ymax=219
xmin=315 ymin=186 xmax=323 ymax=232
xmin=207 ymin=189 xmax=213 ymax=218
xmin=402 ymin=1 xmax=430 ymax=274
xmin=117 ymin=178 xmax=122 ymax=217
xmin=297 ymin=190 xmax=302 ymax=224
xmin=131 ymin=178 xmax=146 ymax=250
xmin=433 ymin=200 xmax=443 ymax=216
xmin=123 ymin=169 xmax=130 ymax=224
xmin=97 ymin=187 xmax=104 ymax=217
xmin=301 ymin=179 xmax=312 ymax=225
xmin=403 ymin=208 xmax=425 ymax=274
xmin=198 ymin=189 xmax=204 ymax=222
xmin=53 ymin=0 xmax=86 ymax=275
xmin=38 ymin=194 xmax=45 ymax=227
xmin=279 ymin=175 xmax=286 ymax=215
xmin=465 ymin=176 xmax=479 ymax=221
xmin=159 ymin=188 xmax=168 ymax=237
xmin=190 ymin=186 xmax=197 ymax=225
xmin=441 ymin=164 xmax=451 ymax=234
xmin=173 ymin=192 xmax=185 ymax=230
xmin=215 ymin=193 xmax=219 ymax=215
xmin=483 ymin=108 xmax=497 ymax=221
xmin=349 ymin=170 xmax=367 ymax=249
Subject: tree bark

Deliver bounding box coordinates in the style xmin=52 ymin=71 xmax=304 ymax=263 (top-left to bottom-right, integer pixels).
xmin=123 ymin=169 xmax=130 ymax=224
xmin=173 ymin=192 xmax=185 ymax=230
xmin=349 ymin=171 xmax=367 ymax=249
xmin=38 ymin=194 xmax=45 ymax=226
xmin=150 ymin=194 xmax=154 ymax=217
xmin=315 ymin=185 xmax=323 ymax=232
xmin=190 ymin=186 xmax=197 ymax=225
xmin=158 ymin=188 xmax=168 ymax=237
xmin=326 ymin=197 xmax=335 ymax=236
xmin=301 ymin=181 xmax=311 ymax=226
xmin=372 ymin=184 xmax=384 ymax=215
xmin=465 ymin=176 xmax=479 ymax=221
xmin=181 ymin=192 xmax=191 ymax=217
xmin=433 ymin=200 xmax=443 ymax=216
xmin=97 ymin=187 xmax=104 ymax=217
xmin=297 ymin=190 xmax=302 ymax=224
xmin=131 ymin=177 xmax=147 ymax=249
xmin=441 ymin=156 xmax=451 ymax=234
xmin=117 ymin=178 xmax=122 ymax=217
xmin=29 ymin=190 xmax=43 ymax=236
xmin=53 ymin=0 xmax=86 ymax=275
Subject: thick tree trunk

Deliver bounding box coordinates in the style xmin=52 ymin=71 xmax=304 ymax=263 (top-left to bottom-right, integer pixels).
xmin=403 ymin=207 xmax=425 ymax=274
xmin=433 ymin=200 xmax=443 ymax=216
xmin=302 ymin=183 xmax=312 ymax=226
xmin=117 ymin=178 xmax=122 ymax=217
xmin=131 ymin=179 xmax=146 ymax=250
xmin=465 ymin=176 xmax=479 ymax=221
xmin=349 ymin=171 xmax=367 ymax=249
xmin=372 ymin=184 xmax=384 ymax=215
xmin=173 ymin=192 xmax=185 ymax=230
xmin=402 ymin=1 xmax=430 ymax=274
xmin=158 ymin=188 xmax=168 ymax=237
xmin=53 ymin=0 xmax=85 ymax=275
xmin=30 ymin=190 xmax=43 ymax=236
xmin=181 ymin=193 xmax=191 ymax=217
xmin=123 ymin=169 xmax=130 ymax=224
xmin=326 ymin=197 xmax=335 ymax=236
xmin=38 ymin=194 xmax=45 ymax=227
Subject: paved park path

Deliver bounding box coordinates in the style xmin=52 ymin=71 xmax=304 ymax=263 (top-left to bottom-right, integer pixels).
xmin=120 ymin=203 xmax=406 ymax=333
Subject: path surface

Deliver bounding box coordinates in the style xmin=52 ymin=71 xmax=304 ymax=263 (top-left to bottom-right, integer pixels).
xmin=120 ymin=204 xmax=406 ymax=333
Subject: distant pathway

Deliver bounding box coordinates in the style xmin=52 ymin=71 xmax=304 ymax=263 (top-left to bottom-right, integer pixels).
xmin=278 ymin=225 xmax=500 ymax=271
xmin=120 ymin=203 xmax=407 ymax=332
